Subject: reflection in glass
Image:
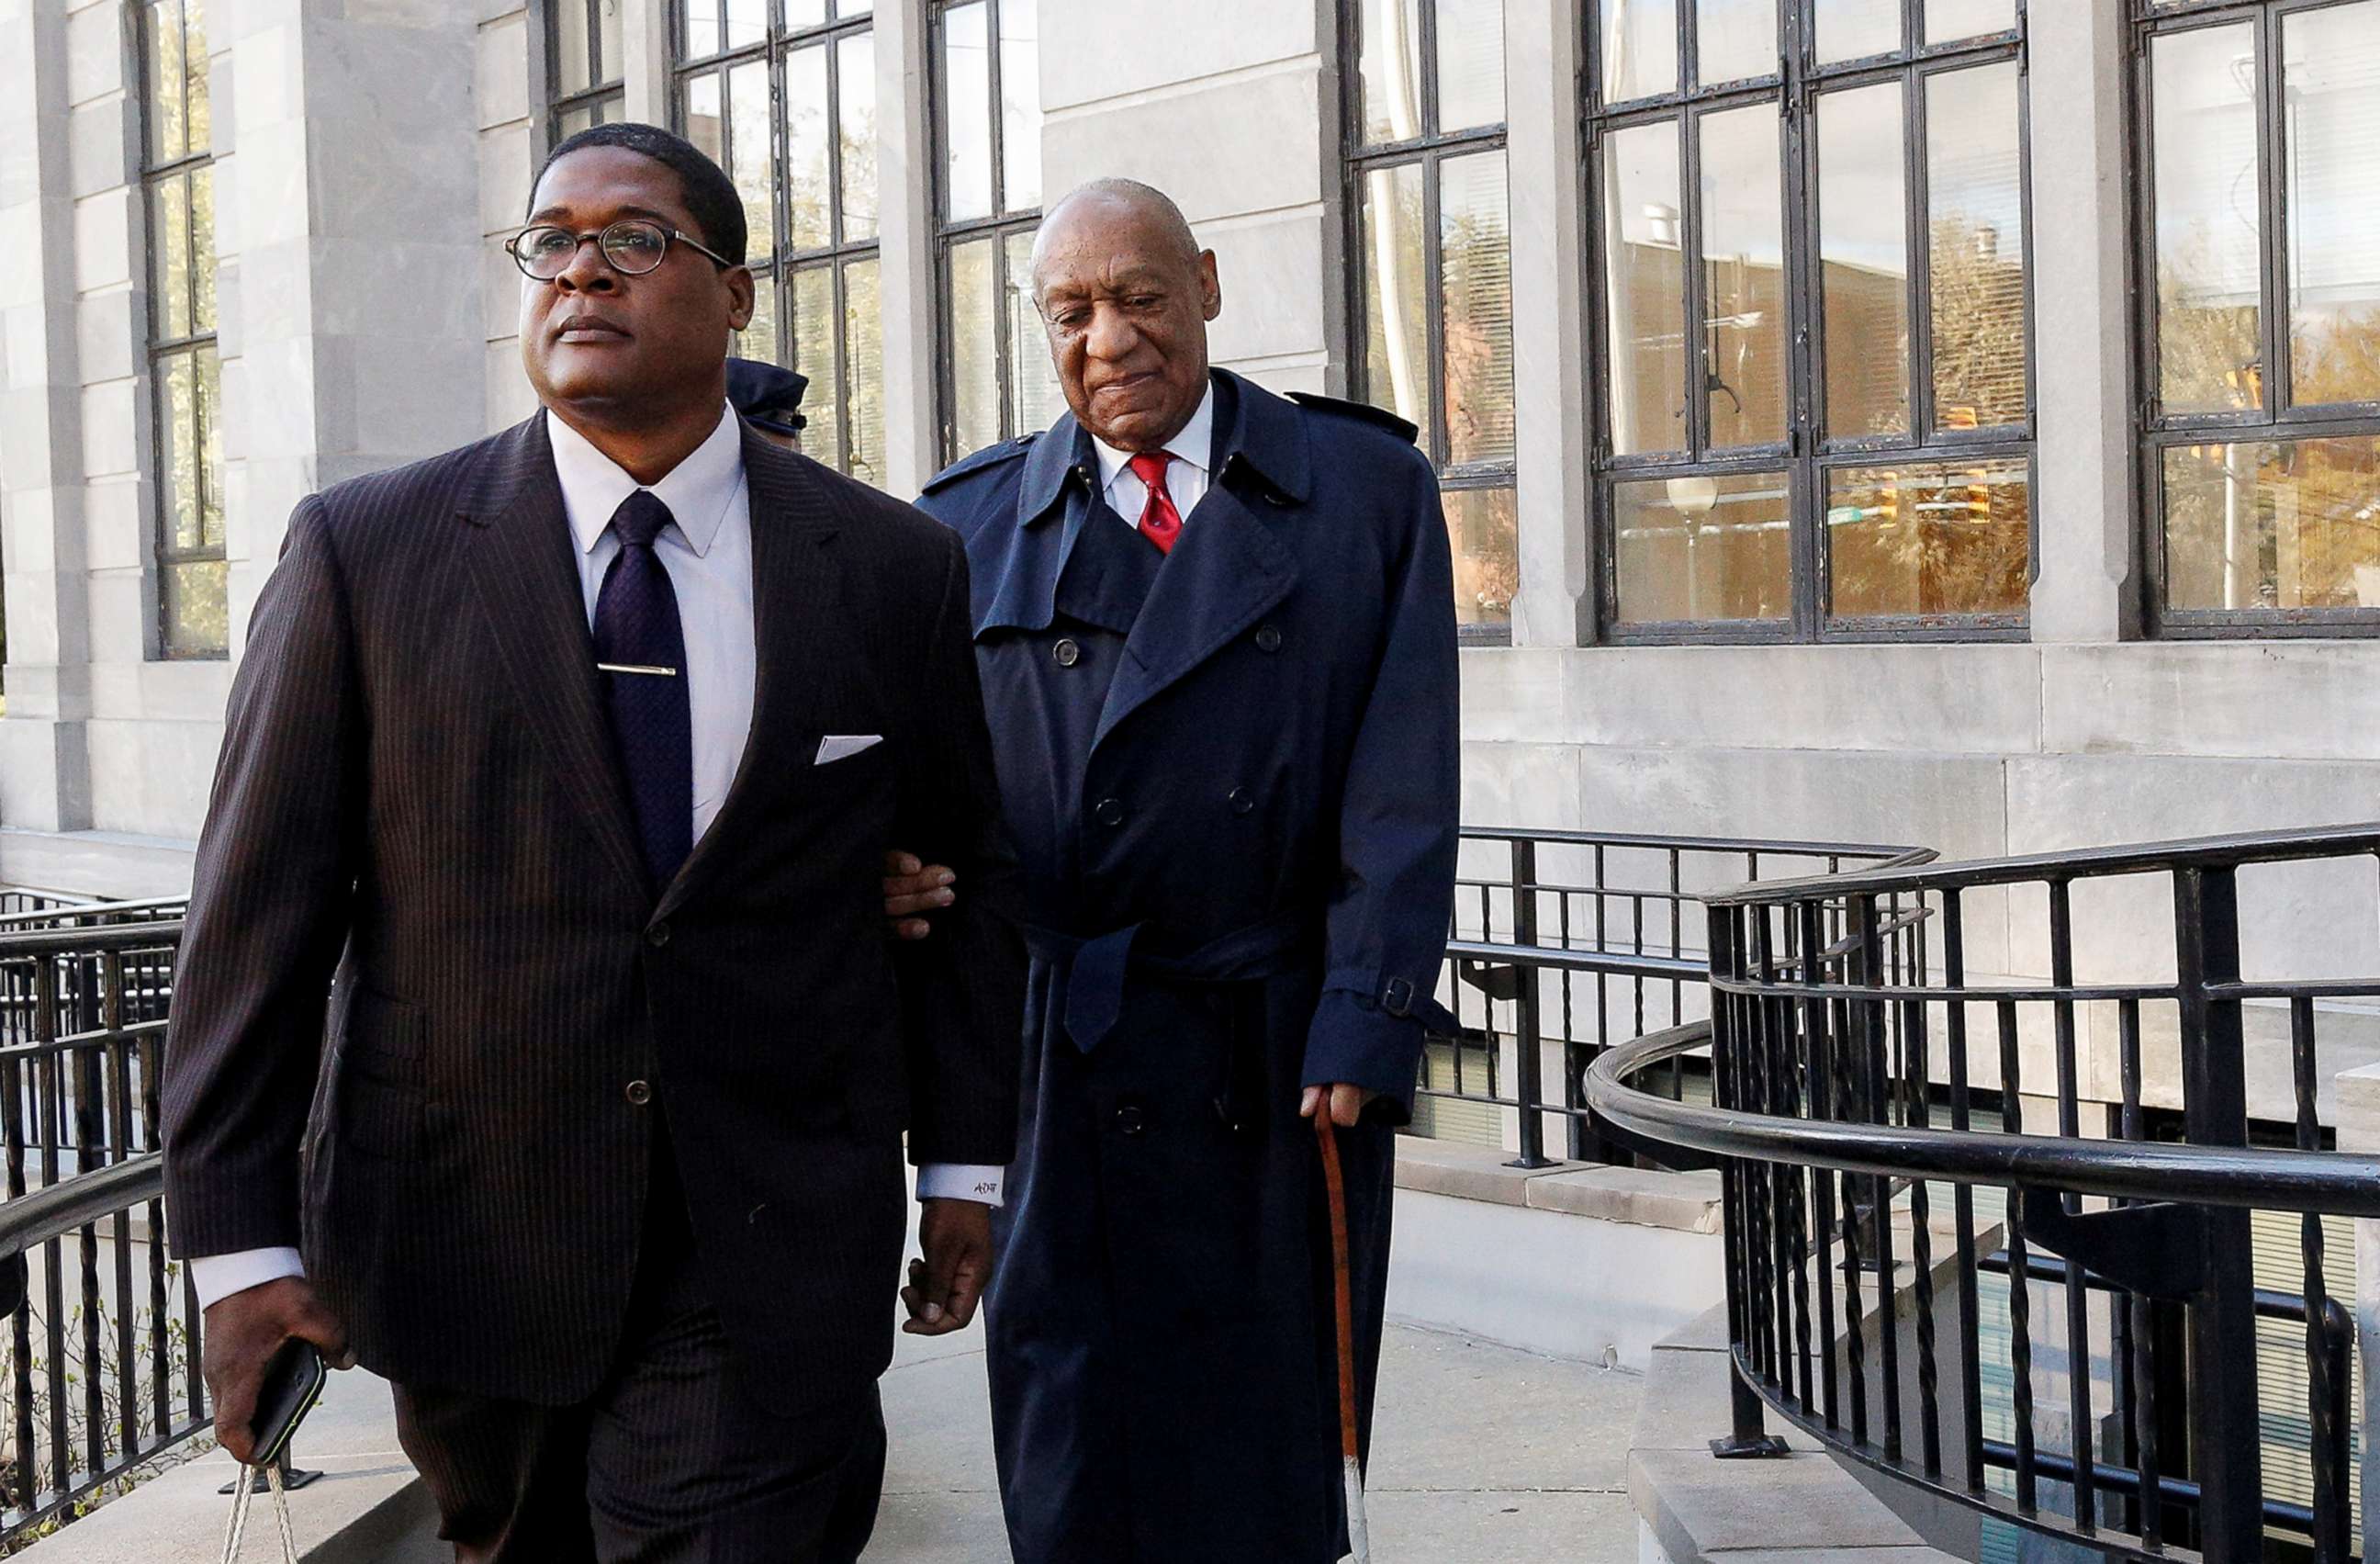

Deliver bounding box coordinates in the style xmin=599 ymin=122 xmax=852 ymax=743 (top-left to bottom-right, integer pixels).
xmin=1925 ymin=0 xmax=2014 ymax=45
xmin=1817 ymin=83 xmax=1909 ymax=439
xmin=1926 ymin=62 xmax=2026 ymax=431
xmin=598 ymin=0 xmax=622 ymax=84
xmin=738 ymin=270 xmax=780 ymax=365
xmin=1613 ymin=470 xmax=1791 ymax=622
xmin=198 ymin=344 xmax=222 ymax=547
xmin=949 ymin=238 xmax=1001 ymax=456
xmin=558 ymin=0 xmax=591 ymax=96
xmin=183 ymin=0 xmax=210 ymax=153
xmin=741 ymin=0 xmax=786 ymax=42
xmin=1442 ymin=152 xmax=1514 ymax=467
xmin=2150 ymin=23 xmax=2261 ymax=416
xmin=942 ymin=3 xmax=994 ymax=221
xmin=146 ymin=0 xmax=188 ymax=163
xmin=839 ymin=0 xmax=874 ymax=16
xmin=1815 ymin=0 xmax=1899 ymax=64
xmin=685 ymin=0 xmax=720 ymax=56
xmin=845 ymin=257 xmax=886 ymax=487
xmin=729 ymin=60 xmax=774 ymax=261
xmin=1603 ymin=121 xmax=1686 ymax=455
xmin=152 ymin=174 xmax=192 ymax=342
xmin=1001 ymin=0 xmax=1043 ymax=209
xmin=2282 ymin=2 xmax=2380 ymax=410
xmin=1007 ymin=228 xmax=1064 ymax=432
xmin=1437 ymin=0 xmax=1506 ymax=131
xmin=838 ymin=33 xmax=879 ymax=242
xmin=162 ymin=354 xmax=200 ymax=550
xmin=1601 ymin=0 xmax=1678 ymax=103
xmin=165 ymin=560 xmax=229 ymax=658
xmin=1826 ymin=458 xmax=2028 ymax=617
xmin=2164 ymin=439 xmax=2380 ymax=612
xmin=784 ymin=46 xmax=832 ymax=252
xmin=1699 ymin=106 xmax=1787 ymax=447
xmin=1696 ymin=0 xmax=1776 ymax=86
xmin=791 ymin=266 xmax=841 ymax=468
xmin=1360 ymin=161 xmax=1431 ymax=442
xmin=1443 ymin=487 xmax=1519 ymax=626
xmin=1358 ymin=0 xmax=1424 ymax=144
xmin=191 ymin=167 xmax=216 ymax=332
xmin=683 ymin=72 xmax=724 ymax=167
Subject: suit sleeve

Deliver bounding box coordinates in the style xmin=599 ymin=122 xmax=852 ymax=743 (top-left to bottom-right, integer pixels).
xmin=1301 ymin=456 xmax=1461 ymax=1121
xmin=162 ymin=498 xmax=365 ymax=1259
xmin=890 ymin=529 xmax=1026 ymax=1167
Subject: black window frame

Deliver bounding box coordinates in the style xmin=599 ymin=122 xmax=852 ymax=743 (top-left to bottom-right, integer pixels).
xmin=671 ymin=0 xmax=887 ymax=484
xmin=2132 ymin=0 xmax=2380 ymax=637
xmin=542 ymin=0 xmax=628 ymax=144
xmin=1342 ymin=0 xmax=1521 ymax=645
xmin=1583 ymin=0 xmax=2037 ymax=646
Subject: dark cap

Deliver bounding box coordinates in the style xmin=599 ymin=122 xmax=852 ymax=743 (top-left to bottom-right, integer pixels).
xmin=726 ymin=357 xmax=810 ymax=435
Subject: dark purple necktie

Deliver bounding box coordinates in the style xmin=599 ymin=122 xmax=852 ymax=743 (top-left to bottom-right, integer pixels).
xmin=593 ymin=490 xmax=692 ymax=894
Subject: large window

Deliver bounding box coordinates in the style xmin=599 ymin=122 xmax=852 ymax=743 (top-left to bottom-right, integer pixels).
xmin=677 ymin=1 xmax=886 ymax=485
xmin=140 ymin=0 xmax=225 ymax=658
xmin=547 ymin=0 xmax=626 ymax=141
xmin=2137 ymin=0 xmax=2380 ymax=632
xmin=932 ymin=0 xmax=1061 ymax=463
xmin=1346 ymin=0 xmax=1519 ymax=633
xmin=1589 ymin=0 xmax=2030 ymax=640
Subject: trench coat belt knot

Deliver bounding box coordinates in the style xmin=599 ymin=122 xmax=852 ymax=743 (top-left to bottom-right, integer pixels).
xmin=1024 ymin=910 xmax=1320 ymax=1053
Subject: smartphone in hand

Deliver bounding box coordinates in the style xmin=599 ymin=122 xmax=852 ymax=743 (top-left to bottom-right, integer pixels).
xmin=249 ymin=1338 xmax=327 ymax=1468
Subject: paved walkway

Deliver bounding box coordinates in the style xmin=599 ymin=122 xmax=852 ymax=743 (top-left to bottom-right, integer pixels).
xmin=870 ymin=1322 xmax=1644 ymax=1563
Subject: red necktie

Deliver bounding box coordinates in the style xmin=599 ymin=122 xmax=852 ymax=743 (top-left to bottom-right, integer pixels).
xmin=1128 ymin=453 xmax=1182 ymax=554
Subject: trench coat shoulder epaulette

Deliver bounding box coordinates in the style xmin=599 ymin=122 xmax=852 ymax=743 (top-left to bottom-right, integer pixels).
xmin=1283 ymin=391 xmax=1420 ymax=446
xmin=921 ymin=433 xmax=1039 ymax=496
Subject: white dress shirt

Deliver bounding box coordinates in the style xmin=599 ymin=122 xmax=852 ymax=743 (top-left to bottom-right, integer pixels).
xmin=188 ymin=405 xmax=1000 ymax=1311
xmin=1092 ymin=383 xmax=1216 ymax=527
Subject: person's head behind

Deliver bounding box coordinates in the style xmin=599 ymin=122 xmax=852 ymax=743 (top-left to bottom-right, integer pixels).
xmin=516 ymin=123 xmax=754 ymax=432
xmin=1029 ymin=179 xmax=1220 ymax=453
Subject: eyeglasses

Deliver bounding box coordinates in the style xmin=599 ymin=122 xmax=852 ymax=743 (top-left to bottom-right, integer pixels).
xmin=506 ymin=219 xmax=735 ymax=280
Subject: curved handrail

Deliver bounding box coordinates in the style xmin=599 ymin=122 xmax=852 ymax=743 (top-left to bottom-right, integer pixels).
xmin=0 ymin=1153 xmax=163 ymax=1262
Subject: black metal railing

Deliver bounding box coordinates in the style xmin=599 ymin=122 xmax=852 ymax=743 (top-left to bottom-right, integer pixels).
xmin=0 ymin=915 xmax=200 ymax=1547
xmin=1585 ymin=823 xmax=2380 ymax=1564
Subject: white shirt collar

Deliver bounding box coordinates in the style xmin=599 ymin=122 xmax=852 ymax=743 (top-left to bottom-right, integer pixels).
xmin=547 ymin=403 xmax=745 ymax=559
xmin=1090 ymin=382 xmax=1216 ymax=494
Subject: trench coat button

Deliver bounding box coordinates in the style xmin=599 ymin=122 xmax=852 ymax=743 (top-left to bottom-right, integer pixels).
xmin=1113 ymin=1101 xmax=1147 ymax=1136
xmin=1253 ymin=624 xmax=1284 ymax=653
xmin=1095 ymin=797 xmax=1127 ymax=827
xmin=1052 ymin=637 xmax=1082 ymax=668
xmin=646 ymin=922 xmax=671 ymax=949
xmin=624 ymin=1080 xmax=653 ymax=1107
xmin=1229 ymin=786 xmax=1255 ymax=816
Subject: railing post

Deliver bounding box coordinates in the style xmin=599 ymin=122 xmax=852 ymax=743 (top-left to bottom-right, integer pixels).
xmin=1706 ymin=900 xmax=1788 ymax=1459
xmin=2336 ymin=1058 xmax=2380 ymax=1564
xmin=1506 ymin=838 xmax=1553 ymax=1170
xmin=2172 ymin=865 xmax=2262 ymax=1562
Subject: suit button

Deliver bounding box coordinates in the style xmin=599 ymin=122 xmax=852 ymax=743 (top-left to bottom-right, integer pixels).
xmin=1254 ymin=624 xmax=1284 ymax=653
xmin=1229 ymin=787 xmax=1255 ymax=816
xmin=625 ymin=1080 xmax=653 ymax=1106
xmin=1052 ymin=637 xmax=1082 ymax=668
xmin=1095 ymin=797 xmax=1127 ymax=827
xmin=1113 ymin=1101 xmax=1147 ymax=1136
xmin=646 ymin=922 xmax=671 ymax=948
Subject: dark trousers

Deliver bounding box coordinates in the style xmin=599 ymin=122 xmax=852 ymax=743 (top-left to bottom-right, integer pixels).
xmin=391 ymin=1158 xmax=886 ymax=1564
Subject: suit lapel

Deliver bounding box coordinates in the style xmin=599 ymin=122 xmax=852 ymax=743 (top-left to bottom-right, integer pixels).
xmin=457 ymin=416 xmax=648 ymax=902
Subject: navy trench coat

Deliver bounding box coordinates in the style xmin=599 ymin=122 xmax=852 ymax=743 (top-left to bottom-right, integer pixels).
xmin=915 ymin=369 xmax=1459 ymax=1562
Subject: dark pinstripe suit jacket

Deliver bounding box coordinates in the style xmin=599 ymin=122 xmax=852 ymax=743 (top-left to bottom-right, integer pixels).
xmin=160 ymin=412 xmax=1025 ymax=1409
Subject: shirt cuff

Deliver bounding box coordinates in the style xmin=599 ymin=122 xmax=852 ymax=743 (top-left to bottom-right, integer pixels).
xmin=188 ymin=1247 xmax=307 ymax=1311
xmin=916 ymin=1164 xmax=1005 ymax=1207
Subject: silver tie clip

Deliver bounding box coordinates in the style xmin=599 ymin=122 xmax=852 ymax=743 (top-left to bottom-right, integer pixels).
xmin=597 ymin=662 xmax=679 ymax=677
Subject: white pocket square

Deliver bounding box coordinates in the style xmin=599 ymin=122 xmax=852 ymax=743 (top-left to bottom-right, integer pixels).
xmin=814 ymin=734 xmax=884 ymax=765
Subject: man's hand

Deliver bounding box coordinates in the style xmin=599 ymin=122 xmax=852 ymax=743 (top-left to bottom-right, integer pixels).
xmin=901 ymin=1198 xmax=992 ymax=1336
xmin=1299 ymin=1083 xmax=1379 ymax=1128
xmin=201 ymin=1277 xmax=354 ymax=1464
xmin=882 ymin=851 xmax=957 ymax=941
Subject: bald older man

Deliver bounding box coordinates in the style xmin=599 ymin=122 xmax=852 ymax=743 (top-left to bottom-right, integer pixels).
xmin=910 ymin=180 xmax=1459 ymax=1562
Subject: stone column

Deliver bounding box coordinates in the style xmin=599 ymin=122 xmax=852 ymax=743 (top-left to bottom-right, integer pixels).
xmin=2024 ymin=0 xmax=2138 ymax=644
xmin=2338 ymin=1060 xmax=2380 ymax=1562
xmin=875 ymin=0 xmax=938 ymax=500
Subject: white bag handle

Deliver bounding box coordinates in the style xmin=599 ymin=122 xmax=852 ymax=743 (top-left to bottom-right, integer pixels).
xmin=219 ymin=1462 xmax=300 ymax=1564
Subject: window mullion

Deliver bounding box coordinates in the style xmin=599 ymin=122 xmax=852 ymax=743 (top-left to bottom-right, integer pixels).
xmin=1783 ymin=6 xmax=1823 ymax=637
xmin=2254 ymin=6 xmax=2287 ymax=422
xmin=985 ymin=0 xmax=1008 ymax=219
xmin=1904 ymin=59 xmax=1937 ymax=442
xmin=1680 ymin=107 xmax=1711 ymax=458
xmin=1422 ymin=153 xmax=1449 ymax=469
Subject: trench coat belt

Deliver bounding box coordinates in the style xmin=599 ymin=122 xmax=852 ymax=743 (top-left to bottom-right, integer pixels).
xmin=1024 ymin=910 xmax=1319 ymax=1054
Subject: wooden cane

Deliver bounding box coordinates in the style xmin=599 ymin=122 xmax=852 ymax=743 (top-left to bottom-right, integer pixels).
xmin=1314 ymin=1109 xmax=1373 ymax=1563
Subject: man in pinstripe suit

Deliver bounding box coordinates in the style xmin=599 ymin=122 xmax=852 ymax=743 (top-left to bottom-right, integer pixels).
xmin=160 ymin=124 xmax=1025 ymax=1562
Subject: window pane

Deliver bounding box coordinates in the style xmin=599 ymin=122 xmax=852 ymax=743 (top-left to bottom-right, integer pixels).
xmin=1006 ymin=227 xmax=1065 ymax=432
xmin=1445 ymin=486 xmax=1518 ymax=626
xmin=1359 ymin=161 xmax=1431 ymax=440
xmin=1613 ymin=469 xmax=1791 ymax=623
xmin=784 ymin=45 xmax=832 ymax=252
xmin=838 ymin=33 xmax=878 ymax=242
xmin=1815 ymin=0 xmax=1899 ymax=65
xmin=1359 ymin=0 xmax=1424 ymax=143
xmin=557 ymin=0 xmax=592 ymax=96
xmin=1603 ymin=121 xmax=1686 ymax=455
xmin=729 ymin=60 xmax=774 ymax=262
xmin=1000 ymin=0 xmax=1043 ymax=209
xmin=1442 ymin=150 xmax=1514 ymax=467
xmin=1818 ymin=82 xmax=1909 ymax=440
xmin=844 ymin=256 xmax=886 ymax=487
xmin=558 ymin=102 xmax=595 ymax=139
xmin=684 ymin=0 xmax=720 ymax=58
xmin=1699 ymin=104 xmax=1788 ymax=448
xmin=1600 ymin=0 xmax=1678 ymax=103
xmin=152 ymin=174 xmax=192 ymax=342
xmin=942 ymin=3 xmax=994 ymax=222
xmin=183 ymin=0 xmax=210 ymax=152
xmin=2282 ymin=1 xmax=2380 ymax=410
xmin=738 ymin=268 xmax=780 ymax=365
xmin=197 ymin=344 xmax=223 ymax=547
xmin=839 ymin=0 xmax=873 ymax=16
xmin=146 ymin=2 xmax=186 ymax=163
xmin=1825 ymin=457 xmax=2028 ymax=618
xmin=1696 ymin=0 xmax=1776 ymax=87
xmin=949 ymin=237 xmax=1001 ymax=456
xmin=597 ymin=0 xmax=622 ymax=84
xmin=160 ymin=354 xmax=201 ymax=550
xmin=785 ymin=0 xmax=827 ymax=28
xmin=2163 ymin=439 xmax=2380 ymax=612
xmin=191 ymin=165 xmax=216 ymax=334
xmin=1437 ymin=0 xmax=1507 ymax=132
xmin=1926 ymin=62 xmax=2026 ymax=431
xmin=2150 ymin=23 xmax=2261 ymax=417
xmin=164 ymin=560 xmax=229 ymax=658
xmin=727 ymin=0 xmax=769 ymax=48
xmin=683 ymin=72 xmax=724 ymax=166
xmin=1925 ymin=0 xmax=2014 ymax=45
xmin=791 ymin=265 xmax=841 ymax=467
